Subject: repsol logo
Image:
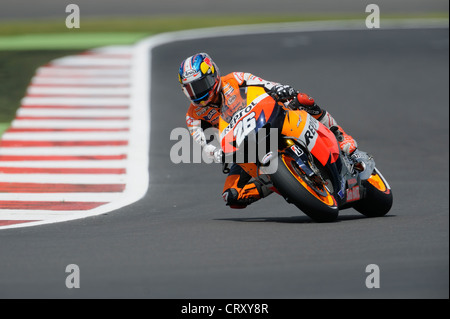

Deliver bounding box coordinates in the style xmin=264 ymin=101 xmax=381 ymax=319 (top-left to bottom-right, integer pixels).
xmin=304 ymin=117 xmax=319 ymax=146
xmin=230 ymin=105 xmax=253 ymax=126
xmin=221 ymin=104 xmax=253 ymax=139
xmin=220 ymin=94 xmax=269 ymax=140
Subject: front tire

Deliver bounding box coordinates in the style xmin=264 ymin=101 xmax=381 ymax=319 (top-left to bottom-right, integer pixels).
xmin=270 ymin=154 xmax=339 ymax=222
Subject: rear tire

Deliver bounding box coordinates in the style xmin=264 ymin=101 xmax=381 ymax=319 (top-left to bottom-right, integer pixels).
xmin=353 ymin=168 xmax=393 ymax=217
xmin=270 ymin=154 xmax=339 ymax=222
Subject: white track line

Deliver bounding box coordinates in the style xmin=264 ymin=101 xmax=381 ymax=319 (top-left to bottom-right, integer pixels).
xmin=21 ymin=97 xmax=130 ymax=106
xmin=0 ymin=43 xmax=150 ymax=229
xmin=89 ymin=45 xmax=135 ymax=54
xmin=16 ymin=109 xmax=130 ymax=118
xmin=0 ymin=211 xmax=112 ymax=220
xmin=0 ymin=146 xmax=129 ymax=156
xmin=31 ymin=77 xmax=131 ymax=85
xmin=0 ymin=161 xmax=128 ymax=168
xmin=11 ymin=120 xmax=130 ymax=128
xmin=50 ymin=56 xmax=132 ymax=67
xmin=2 ymin=132 xmax=130 ymax=141
xmin=0 ymin=174 xmax=126 ymax=184
xmin=36 ymin=67 xmax=131 ymax=76
xmin=0 ymin=193 xmax=124 ymax=202
xmin=27 ymin=87 xmax=131 ymax=96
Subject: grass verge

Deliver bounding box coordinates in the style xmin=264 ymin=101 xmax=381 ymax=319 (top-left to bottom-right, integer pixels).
xmin=0 ymin=123 xmax=9 ymax=136
xmin=0 ymin=50 xmax=83 ymax=135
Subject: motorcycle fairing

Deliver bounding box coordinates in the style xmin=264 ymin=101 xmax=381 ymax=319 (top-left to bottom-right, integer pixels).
xmin=280 ymin=110 xmax=340 ymax=167
xmin=219 ymin=87 xmax=278 ymax=154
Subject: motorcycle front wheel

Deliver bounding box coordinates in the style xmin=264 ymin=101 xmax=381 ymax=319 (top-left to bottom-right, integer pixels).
xmin=270 ymin=153 xmax=339 ymax=222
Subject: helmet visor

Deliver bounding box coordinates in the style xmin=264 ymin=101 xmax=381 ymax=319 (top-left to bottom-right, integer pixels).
xmin=183 ymin=73 xmax=217 ymax=102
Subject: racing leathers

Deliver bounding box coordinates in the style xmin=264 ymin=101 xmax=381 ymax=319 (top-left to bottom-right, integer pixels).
xmin=185 ymin=72 xmax=357 ymax=209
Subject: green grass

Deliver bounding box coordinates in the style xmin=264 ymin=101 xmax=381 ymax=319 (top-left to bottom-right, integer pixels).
xmin=0 ymin=122 xmax=9 ymax=136
xmin=0 ymin=50 xmax=82 ymax=128
xmin=0 ymin=33 xmax=149 ymax=50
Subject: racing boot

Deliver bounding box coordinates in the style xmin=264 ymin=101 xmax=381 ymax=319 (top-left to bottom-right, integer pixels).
xmin=331 ymin=125 xmax=358 ymax=156
xmin=291 ymin=92 xmax=358 ymax=156
xmin=318 ymin=111 xmax=358 ymax=156
xmin=222 ymin=174 xmax=274 ymax=209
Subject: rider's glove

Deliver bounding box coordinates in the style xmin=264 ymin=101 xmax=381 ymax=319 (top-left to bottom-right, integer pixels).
xmin=203 ymin=144 xmax=223 ymax=163
xmin=191 ymin=128 xmax=206 ymax=146
xmin=270 ymin=84 xmax=297 ymax=101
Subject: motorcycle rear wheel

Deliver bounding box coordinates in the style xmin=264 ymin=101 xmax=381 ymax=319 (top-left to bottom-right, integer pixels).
xmin=270 ymin=154 xmax=339 ymax=222
xmin=353 ymin=168 xmax=393 ymax=217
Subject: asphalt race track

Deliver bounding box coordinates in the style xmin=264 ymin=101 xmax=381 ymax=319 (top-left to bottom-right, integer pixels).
xmin=0 ymin=26 xmax=448 ymax=299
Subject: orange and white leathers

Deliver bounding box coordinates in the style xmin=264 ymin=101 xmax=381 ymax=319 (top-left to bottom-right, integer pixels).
xmin=185 ymin=72 xmax=356 ymax=208
xmin=185 ymin=72 xmax=280 ymax=208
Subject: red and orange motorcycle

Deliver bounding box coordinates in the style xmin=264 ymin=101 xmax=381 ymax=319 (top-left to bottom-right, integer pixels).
xmin=219 ymin=86 xmax=393 ymax=222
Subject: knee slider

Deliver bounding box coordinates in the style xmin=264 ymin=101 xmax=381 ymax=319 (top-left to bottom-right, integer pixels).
xmin=222 ymin=188 xmax=239 ymax=205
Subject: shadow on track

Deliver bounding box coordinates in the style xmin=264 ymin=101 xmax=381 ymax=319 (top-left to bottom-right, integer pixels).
xmin=216 ymin=214 xmax=395 ymax=224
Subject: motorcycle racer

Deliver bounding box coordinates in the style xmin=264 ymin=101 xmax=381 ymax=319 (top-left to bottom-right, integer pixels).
xmin=179 ymin=53 xmax=357 ymax=209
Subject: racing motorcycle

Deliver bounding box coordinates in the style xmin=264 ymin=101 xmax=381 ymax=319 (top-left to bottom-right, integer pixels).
xmin=219 ymin=86 xmax=393 ymax=222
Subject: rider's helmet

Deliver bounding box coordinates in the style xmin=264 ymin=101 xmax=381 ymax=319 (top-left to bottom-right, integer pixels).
xmin=178 ymin=53 xmax=221 ymax=107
